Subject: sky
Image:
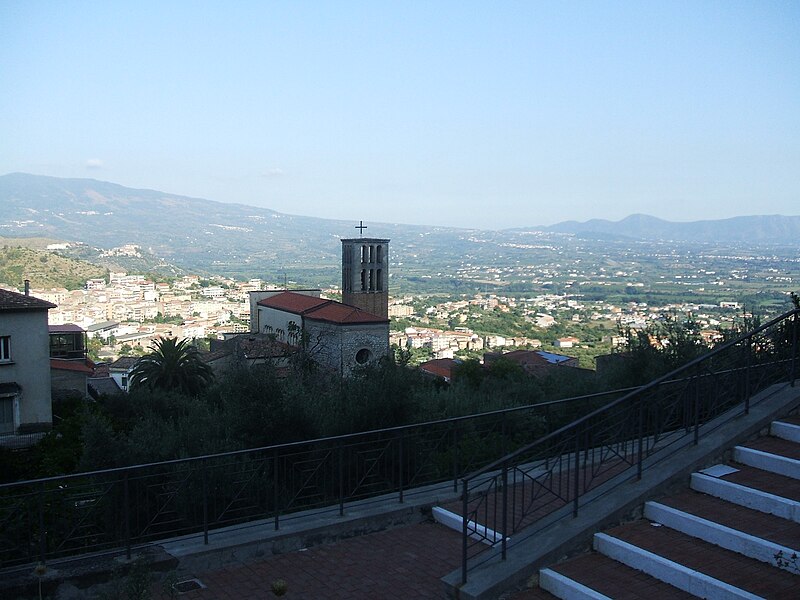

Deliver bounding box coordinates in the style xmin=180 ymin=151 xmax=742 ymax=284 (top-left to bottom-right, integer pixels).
xmin=1 ymin=1 xmax=798 ymax=230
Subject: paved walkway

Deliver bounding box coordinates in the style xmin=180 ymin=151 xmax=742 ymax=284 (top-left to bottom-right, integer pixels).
xmin=154 ymin=522 xmax=465 ymax=599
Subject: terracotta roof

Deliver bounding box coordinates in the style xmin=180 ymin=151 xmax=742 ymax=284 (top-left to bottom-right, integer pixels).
xmin=203 ymin=334 xmax=294 ymax=362
xmin=419 ymin=358 xmax=457 ymax=381
xmin=305 ymin=302 xmax=388 ymax=325
xmin=258 ymin=292 xmax=329 ymax=313
xmin=49 ymin=324 xmax=86 ymax=333
xmin=109 ymin=356 xmax=139 ymax=370
xmin=0 ymin=289 xmax=56 ymax=311
xmin=50 ymin=358 xmax=95 ymax=374
xmin=500 ymin=349 xmax=575 ymax=367
xmin=258 ymin=291 xmax=388 ymax=325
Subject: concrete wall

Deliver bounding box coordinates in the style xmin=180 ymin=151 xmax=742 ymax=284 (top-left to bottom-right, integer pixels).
xmin=256 ymin=306 xmax=301 ymax=343
xmin=0 ymin=309 xmax=52 ymax=431
xmin=248 ymin=289 xmax=320 ymax=333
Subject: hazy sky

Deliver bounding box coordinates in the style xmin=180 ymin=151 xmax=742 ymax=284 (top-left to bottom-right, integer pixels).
xmin=1 ymin=2 xmax=798 ymax=229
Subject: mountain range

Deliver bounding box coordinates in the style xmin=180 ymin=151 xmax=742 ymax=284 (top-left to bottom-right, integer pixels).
xmin=545 ymin=213 xmax=800 ymax=243
xmin=1 ymin=172 xmax=797 ymax=286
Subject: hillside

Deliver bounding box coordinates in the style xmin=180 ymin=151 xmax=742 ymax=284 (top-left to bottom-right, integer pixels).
xmin=0 ymin=245 xmax=107 ymax=290
xmin=544 ymin=213 xmax=800 ymax=243
xmin=1 ymin=172 xmax=798 ymax=293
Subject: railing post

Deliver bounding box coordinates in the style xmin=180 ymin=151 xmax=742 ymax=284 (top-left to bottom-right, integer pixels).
xmin=501 ymin=411 xmax=507 ymax=456
xmin=501 ymin=461 xmax=508 ymax=561
xmin=637 ymin=397 xmax=644 ymax=480
xmin=693 ymin=373 xmax=700 ymax=445
xmin=452 ymin=425 xmax=460 ymax=493
xmin=573 ymin=424 xmax=581 ymax=517
xmin=461 ymin=479 xmax=469 ymax=585
xmin=202 ymin=460 xmax=209 ymax=545
xmin=398 ymin=432 xmax=404 ymax=504
xmin=124 ymin=470 xmax=131 ymax=559
xmin=38 ymin=483 xmax=46 ymax=564
xmin=744 ymin=337 xmax=752 ymax=414
xmin=273 ymin=448 xmax=280 ymax=531
xmin=792 ymin=311 xmax=798 ymax=386
xmin=338 ymin=442 xmax=345 ymax=517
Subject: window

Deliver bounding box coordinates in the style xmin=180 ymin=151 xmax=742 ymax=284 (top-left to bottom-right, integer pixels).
xmin=355 ymin=348 xmax=371 ymax=364
xmin=0 ymin=336 xmax=10 ymax=362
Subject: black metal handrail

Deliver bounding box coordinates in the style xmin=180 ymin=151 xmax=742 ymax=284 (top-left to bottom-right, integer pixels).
xmin=458 ymin=307 xmax=799 ymax=583
xmin=0 ymin=383 xmax=633 ymax=569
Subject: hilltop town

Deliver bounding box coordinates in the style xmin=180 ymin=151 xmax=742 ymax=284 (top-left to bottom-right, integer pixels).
xmin=4 ymin=266 xmax=750 ymax=370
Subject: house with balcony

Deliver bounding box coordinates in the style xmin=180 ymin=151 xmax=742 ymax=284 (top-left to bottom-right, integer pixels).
xmin=49 ymin=323 xmax=96 ymax=399
xmin=0 ymin=288 xmax=56 ymax=443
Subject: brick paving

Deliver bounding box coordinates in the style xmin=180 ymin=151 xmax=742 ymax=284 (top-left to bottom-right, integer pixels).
xmin=152 ymin=522 xmax=464 ymax=599
xmin=605 ymin=520 xmax=800 ymax=598
xmin=141 ymin=427 xmax=800 ymax=599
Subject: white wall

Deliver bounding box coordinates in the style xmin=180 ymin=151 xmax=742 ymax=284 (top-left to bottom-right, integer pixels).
xmin=0 ymin=309 xmax=52 ymax=429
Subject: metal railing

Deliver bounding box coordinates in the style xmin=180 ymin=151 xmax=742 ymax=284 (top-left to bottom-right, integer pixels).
xmin=458 ymin=308 xmax=799 ymax=583
xmin=0 ymin=385 xmax=633 ymax=569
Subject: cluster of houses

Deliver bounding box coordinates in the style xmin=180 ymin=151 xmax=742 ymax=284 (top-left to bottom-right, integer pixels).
xmin=391 ymin=326 xmax=547 ymax=359
xmin=40 ymin=271 xmax=257 ymax=349
xmin=1 ymin=234 xmax=600 ymax=447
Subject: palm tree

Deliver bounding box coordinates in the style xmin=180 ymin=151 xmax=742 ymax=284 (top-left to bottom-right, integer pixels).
xmin=129 ymin=337 xmax=214 ymax=396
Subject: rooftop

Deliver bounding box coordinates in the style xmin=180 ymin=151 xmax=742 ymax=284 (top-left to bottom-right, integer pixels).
xmin=48 ymin=323 xmax=86 ymax=333
xmin=50 ymin=358 xmax=95 ymax=374
xmin=108 ymin=356 xmax=139 ymax=370
xmin=0 ymin=288 xmax=56 ymax=312
xmin=257 ymin=291 xmax=329 ymax=314
xmin=258 ymin=291 xmax=388 ymax=325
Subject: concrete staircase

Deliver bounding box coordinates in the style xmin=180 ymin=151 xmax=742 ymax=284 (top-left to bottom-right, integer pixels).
xmin=539 ymin=417 xmax=800 ymax=599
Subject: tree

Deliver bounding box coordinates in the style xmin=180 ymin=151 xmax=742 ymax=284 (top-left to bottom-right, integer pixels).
xmin=129 ymin=337 xmax=214 ymax=396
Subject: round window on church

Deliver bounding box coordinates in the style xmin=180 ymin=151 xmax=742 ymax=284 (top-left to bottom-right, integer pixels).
xmin=355 ymin=348 xmax=372 ymax=364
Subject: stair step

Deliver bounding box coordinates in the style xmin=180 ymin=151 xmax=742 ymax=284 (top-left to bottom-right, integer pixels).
xmin=645 ymin=498 xmax=800 ymax=572
xmin=724 ymin=462 xmax=800 ymax=503
xmin=771 ymin=420 xmax=800 ymax=443
xmin=594 ymin=532 xmax=761 ymax=599
xmin=734 ymin=439 xmax=800 ymax=480
xmin=601 ymin=520 xmax=800 ymax=598
xmin=657 ymin=489 xmax=800 ymax=549
xmin=691 ymin=470 xmax=800 ymax=522
xmin=541 ymin=553 xmax=693 ymax=599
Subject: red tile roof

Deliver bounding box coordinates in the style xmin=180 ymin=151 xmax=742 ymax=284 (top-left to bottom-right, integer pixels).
xmin=257 ymin=292 xmax=329 ymax=313
xmin=419 ymin=358 xmax=457 ymax=381
xmin=258 ymin=291 xmax=388 ymax=325
xmin=305 ymin=302 xmax=388 ymax=325
xmin=0 ymin=289 xmax=56 ymax=311
xmin=50 ymin=358 xmax=95 ymax=374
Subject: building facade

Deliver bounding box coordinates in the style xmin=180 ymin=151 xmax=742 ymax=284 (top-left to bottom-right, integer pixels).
xmin=0 ymin=288 xmax=56 ymax=437
xmin=252 ymin=291 xmax=389 ymax=376
xmin=341 ymin=237 xmax=389 ymax=319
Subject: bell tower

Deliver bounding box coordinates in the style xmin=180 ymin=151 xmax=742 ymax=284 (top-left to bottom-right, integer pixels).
xmin=341 ymin=222 xmax=389 ymax=319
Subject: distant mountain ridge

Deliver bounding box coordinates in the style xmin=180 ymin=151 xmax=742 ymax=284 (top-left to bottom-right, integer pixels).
xmin=1 ymin=173 xmax=797 ymax=285
xmin=544 ymin=213 xmax=800 ymax=243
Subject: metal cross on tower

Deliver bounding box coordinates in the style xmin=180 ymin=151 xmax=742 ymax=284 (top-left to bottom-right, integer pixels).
xmin=355 ymin=221 xmax=368 ymax=236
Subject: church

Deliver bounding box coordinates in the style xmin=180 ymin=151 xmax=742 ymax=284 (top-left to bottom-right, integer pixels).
xmin=249 ymin=234 xmax=390 ymax=376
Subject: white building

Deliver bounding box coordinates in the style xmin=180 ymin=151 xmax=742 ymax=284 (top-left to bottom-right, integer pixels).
xmin=0 ymin=288 xmax=56 ymax=441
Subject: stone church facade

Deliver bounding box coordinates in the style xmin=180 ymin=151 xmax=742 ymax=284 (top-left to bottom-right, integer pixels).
xmin=248 ymin=234 xmax=390 ymax=376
